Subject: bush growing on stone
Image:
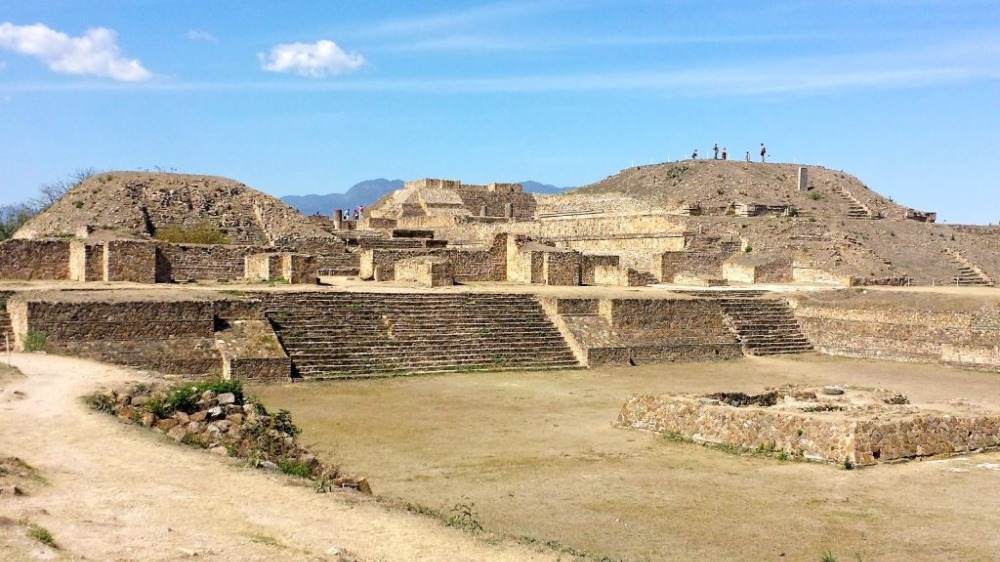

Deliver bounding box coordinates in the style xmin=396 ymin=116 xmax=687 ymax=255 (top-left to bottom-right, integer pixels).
xmin=87 ymin=379 xmax=371 ymax=496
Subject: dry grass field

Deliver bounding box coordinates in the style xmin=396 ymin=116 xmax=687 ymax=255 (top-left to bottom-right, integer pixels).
xmin=254 ymin=355 xmax=1000 ymax=561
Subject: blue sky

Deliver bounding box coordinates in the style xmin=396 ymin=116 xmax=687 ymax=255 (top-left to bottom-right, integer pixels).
xmin=1 ymin=0 xmax=998 ymax=223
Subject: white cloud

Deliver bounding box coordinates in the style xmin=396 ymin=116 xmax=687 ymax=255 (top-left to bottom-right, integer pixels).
xmin=0 ymin=22 xmax=151 ymax=81
xmin=186 ymin=29 xmax=218 ymax=43
xmin=259 ymin=40 xmax=364 ymax=77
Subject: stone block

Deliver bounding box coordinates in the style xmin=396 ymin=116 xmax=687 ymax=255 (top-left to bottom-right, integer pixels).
xmin=245 ymin=253 xmax=284 ymax=282
xmin=394 ymin=256 xmax=455 ymax=287
xmin=282 ymin=253 xmax=318 ymax=284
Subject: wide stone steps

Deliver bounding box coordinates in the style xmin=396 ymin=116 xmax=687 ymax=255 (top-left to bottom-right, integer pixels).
xmin=265 ymin=292 xmax=580 ymax=378
xmin=285 ymin=340 xmax=569 ymax=355
xmin=274 ymin=324 xmax=563 ymax=336
xmin=297 ymin=362 xmax=581 ymax=379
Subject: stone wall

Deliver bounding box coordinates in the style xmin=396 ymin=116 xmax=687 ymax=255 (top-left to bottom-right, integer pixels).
xmin=104 ymin=240 xmax=157 ymax=283
xmin=156 ymin=243 xmax=264 ymax=282
xmin=548 ymin=296 xmax=743 ymax=367
xmin=723 ymin=255 xmax=793 ymax=284
xmin=790 ymin=291 xmax=1000 ymax=370
xmin=69 ymin=241 xmax=103 ymax=282
xmin=216 ymin=319 xmax=291 ymax=381
xmin=10 ymin=294 xmax=220 ymax=374
xmin=360 ymin=234 xmax=506 ymax=283
xmin=0 ymin=239 xmax=70 ymax=280
xmin=543 ymin=251 xmax=582 ymax=286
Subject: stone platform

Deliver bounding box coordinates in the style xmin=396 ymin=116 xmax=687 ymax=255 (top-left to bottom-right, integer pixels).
xmin=616 ymin=385 xmax=1000 ymax=466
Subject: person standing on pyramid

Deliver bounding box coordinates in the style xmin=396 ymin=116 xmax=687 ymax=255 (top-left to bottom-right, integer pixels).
xmin=691 ymin=148 xmax=699 ymax=159
xmin=760 ymin=143 xmax=767 ymax=162
xmin=713 ymin=143 xmax=719 ymax=159
xmin=721 ymin=147 xmax=728 ymax=160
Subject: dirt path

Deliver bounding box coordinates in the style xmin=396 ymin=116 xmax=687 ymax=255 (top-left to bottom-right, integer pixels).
xmin=0 ymin=353 xmax=561 ymax=562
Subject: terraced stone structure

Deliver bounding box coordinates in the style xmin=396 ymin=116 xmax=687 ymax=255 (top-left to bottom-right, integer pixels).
xmin=265 ymin=292 xmax=580 ymax=378
xmin=617 ymin=385 xmax=1000 ymax=466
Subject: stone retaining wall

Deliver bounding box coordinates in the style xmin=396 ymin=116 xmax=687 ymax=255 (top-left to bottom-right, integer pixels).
xmin=790 ymin=291 xmax=1000 ymax=370
xmin=0 ymin=239 xmax=70 ymax=280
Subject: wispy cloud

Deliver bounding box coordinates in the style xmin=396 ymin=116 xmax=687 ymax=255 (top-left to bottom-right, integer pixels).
xmin=4 ymin=39 xmax=998 ymax=96
xmin=186 ymin=29 xmax=218 ymax=43
xmin=0 ymin=22 xmax=151 ymax=81
xmin=379 ymin=31 xmax=841 ymax=53
xmin=354 ymin=0 xmax=576 ymax=37
xmin=259 ymin=39 xmax=365 ymax=77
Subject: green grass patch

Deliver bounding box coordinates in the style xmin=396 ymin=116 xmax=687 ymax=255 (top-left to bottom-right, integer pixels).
xmin=277 ymin=459 xmax=312 ymax=478
xmin=23 ymin=330 xmax=47 ymax=352
xmin=24 ymin=522 xmax=58 ymax=549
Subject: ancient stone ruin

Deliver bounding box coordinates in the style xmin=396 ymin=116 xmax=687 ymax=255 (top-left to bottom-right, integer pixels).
xmin=617 ymin=385 xmax=1000 ymax=466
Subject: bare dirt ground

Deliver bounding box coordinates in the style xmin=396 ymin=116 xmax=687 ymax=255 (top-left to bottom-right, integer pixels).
xmin=0 ymin=353 xmax=564 ymax=562
xmin=253 ymin=355 xmax=1000 ymax=562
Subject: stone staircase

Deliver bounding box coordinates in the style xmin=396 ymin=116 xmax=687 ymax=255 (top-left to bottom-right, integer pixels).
xmin=717 ymin=297 xmax=813 ymax=356
xmin=944 ymin=249 xmax=994 ymax=286
xmin=834 ymin=186 xmax=878 ymax=219
xmin=266 ymin=293 xmax=580 ymax=378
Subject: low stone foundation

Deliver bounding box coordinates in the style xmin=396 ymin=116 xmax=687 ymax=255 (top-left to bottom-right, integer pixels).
xmin=617 ymin=385 xmax=1000 ymax=466
xmin=394 ymin=256 xmax=454 ymax=287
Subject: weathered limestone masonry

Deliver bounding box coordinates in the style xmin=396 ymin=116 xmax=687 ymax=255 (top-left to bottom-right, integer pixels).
xmin=394 ymin=256 xmax=455 ymax=287
xmin=790 ymin=290 xmax=1000 ymax=370
xmin=657 ymin=235 xmax=741 ymax=283
xmin=8 ymin=292 xmax=222 ymax=374
xmin=617 ymin=386 xmax=1000 ymax=466
xmin=245 ymin=253 xmax=318 ymax=284
xmin=263 ymin=292 xmax=579 ymax=378
xmin=359 ymin=233 xmax=507 ymax=282
xmin=104 ymin=239 xmax=157 ymax=283
xmin=365 ymin=178 xmax=537 ymax=230
xmin=542 ymin=296 xmax=744 ymax=366
xmin=722 ymin=254 xmax=793 ymax=284
xmin=215 ymin=319 xmax=291 ymax=381
xmin=69 ymin=240 xmax=104 ymax=282
xmin=0 ymin=239 xmax=70 ymax=280
xmin=155 ymin=242 xmax=267 ymax=282
xmin=4 ymin=291 xmax=290 ymax=377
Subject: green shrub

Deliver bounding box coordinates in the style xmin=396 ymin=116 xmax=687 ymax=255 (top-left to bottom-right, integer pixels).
xmin=446 ymin=503 xmax=483 ymax=533
xmin=84 ymin=392 xmax=115 ymax=413
xmin=23 ymin=330 xmax=47 ymax=352
xmin=162 ymin=378 xmax=244 ymax=414
xmin=25 ymin=522 xmax=57 ymax=549
xmin=277 ymin=459 xmax=312 ymax=478
xmin=272 ymin=409 xmax=301 ymax=437
xmin=153 ymin=223 xmax=230 ymax=245
xmin=808 ymin=191 xmax=823 ymax=201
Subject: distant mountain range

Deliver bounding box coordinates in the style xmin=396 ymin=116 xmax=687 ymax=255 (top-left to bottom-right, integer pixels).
xmin=281 ymin=178 xmax=569 ymax=216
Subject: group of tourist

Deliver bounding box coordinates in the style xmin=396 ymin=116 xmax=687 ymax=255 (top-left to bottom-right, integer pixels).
xmin=336 ymin=205 xmax=365 ymax=221
xmin=691 ymin=143 xmax=768 ymax=163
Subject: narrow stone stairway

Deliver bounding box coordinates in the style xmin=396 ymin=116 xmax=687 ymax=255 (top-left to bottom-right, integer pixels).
xmin=944 ymin=249 xmax=994 ymax=286
xmin=717 ymin=297 xmax=814 ymax=356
